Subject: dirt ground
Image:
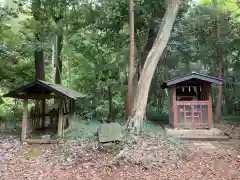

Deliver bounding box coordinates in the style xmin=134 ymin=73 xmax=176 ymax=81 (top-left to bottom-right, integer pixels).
xmin=0 ymin=123 xmax=239 ymax=180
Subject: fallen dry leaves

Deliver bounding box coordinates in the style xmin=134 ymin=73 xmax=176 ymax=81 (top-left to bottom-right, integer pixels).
xmin=0 ymin=124 xmax=239 ymax=180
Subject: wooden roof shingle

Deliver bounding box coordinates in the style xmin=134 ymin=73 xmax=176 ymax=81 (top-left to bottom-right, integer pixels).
xmin=161 ymin=72 xmax=223 ymax=88
xmin=3 ymin=79 xmax=86 ymax=100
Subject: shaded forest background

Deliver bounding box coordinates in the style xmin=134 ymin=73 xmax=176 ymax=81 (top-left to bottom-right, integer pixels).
xmin=0 ymin=0 xmax=240 ymax=129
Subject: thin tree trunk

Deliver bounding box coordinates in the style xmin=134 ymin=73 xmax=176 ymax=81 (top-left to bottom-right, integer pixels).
xmin=127 ymin=0 xmax=181 ymax=134
xmin=215 ymin=55 xmax=223 ymax=122
xmin=158 ymin=52 xmax=168 ymax=113
xmin=214 ymin=0 xmax=223 ymax=122
xmin=54 ymin=34 xmax=63 ymax=84
xmin=107 ymin=85 xmax=113 ymax=122
xmin=125 ymin=0 xmax=135 ymax=119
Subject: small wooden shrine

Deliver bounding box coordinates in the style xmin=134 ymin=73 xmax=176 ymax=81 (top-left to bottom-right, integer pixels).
xmin=161 ymin=72 xmax=223 ymax=129
xmin=4 ymin=79 xmax=85 ymax=142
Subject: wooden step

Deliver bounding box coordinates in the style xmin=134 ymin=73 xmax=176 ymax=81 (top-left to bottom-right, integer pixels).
xmin=177 ymin=135 xmax=230 ymax=141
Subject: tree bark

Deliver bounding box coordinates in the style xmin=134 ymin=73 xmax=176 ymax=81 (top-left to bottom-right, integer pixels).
xmin=32 ymin=0 xmax=44 ymax=80
xmin=215 ymin=45 xmax=223 ymax=122
xmin=32 ymin=0 xmax=45 ymax=128
xmin=214 ymin=0 xmax=223 ymax=122
xmin=107 ymin=85 xmax=113 ymax=122
xmin=34 ymin=48 xmax=44 ymax=80
xmin=129 ymin=8 xmax=167 ymax=117
xmin=127 ymin=6 xmax=165 ymax=118
xmin=126 ymin=0 xmax=135 ymax=119
xmin=54 ymin=34 xmax=63 ymax=84
xmin=127 ymin=0 xmax=181 ymax=134
xmin=52 ymin=7 xmax=64 ymax=84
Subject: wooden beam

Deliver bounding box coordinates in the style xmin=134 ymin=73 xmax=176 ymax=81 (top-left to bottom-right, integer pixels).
xmin=21 ymin=98 xmax=28 ymax=141
xmin=9 ymin=94 xmax=64 ymax=100
xmin=191 ymin=104 xmax=194 ymax=128
xmin=41 ymin=99 xmax=45 ymax=128
xmin=24 ymin=139 xmax=59 ymax=144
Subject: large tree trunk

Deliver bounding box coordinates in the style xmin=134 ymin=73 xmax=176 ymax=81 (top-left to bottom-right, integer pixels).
xmin=32 ymin=0 xmax=44 ymax=80
xmin=32 ymin=0 xmax=45 ymax=128
xmin=34 ymin=48 xmax=44 ymax=80
xmin=127 ymin=0 xmax=181 ymax=134
xmin=126 ymin=6 xmax=166 ymax=118
xmin=131 ymin=9 xmax=164 ymax=102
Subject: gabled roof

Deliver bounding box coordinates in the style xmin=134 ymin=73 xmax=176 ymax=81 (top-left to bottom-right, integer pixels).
xmin=161 ymin=72 xmax=223 ymax=88
xmin=3 ymin=79 xmax=86 ymax=100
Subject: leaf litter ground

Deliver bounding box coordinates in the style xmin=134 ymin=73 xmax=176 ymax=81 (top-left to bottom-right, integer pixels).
xmin=0 ymin=123 xmax=239 ymax=180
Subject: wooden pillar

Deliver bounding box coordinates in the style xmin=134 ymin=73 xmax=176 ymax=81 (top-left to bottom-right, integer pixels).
xmin=41 ymin=99 xmax=45 ymax=128
xmin=57 ymin=100 xmax=64 ymax=137
xmin=68 ymin=99 xmax=75 ymax=130
xmin=173 ymin=85 xmax=178 ymax=128
xmin=67 ymin=99 xmax=73 ymax=127
xmin=21 ymin=98 xmax=28 ymax=141
xmin=208 ymin=84 xmax=213 ymax=129
xmin=191 ymin=104 xmax=195 ymax=128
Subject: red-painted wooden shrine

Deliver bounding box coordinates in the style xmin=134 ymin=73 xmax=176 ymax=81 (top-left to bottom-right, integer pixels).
xmin=161 ymin=72 xmax=223 ymax=129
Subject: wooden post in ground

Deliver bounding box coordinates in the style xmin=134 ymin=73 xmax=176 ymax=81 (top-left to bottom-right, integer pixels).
xmin=208 ymin=84 xmax=213 ymax=129
xmin=172 ymin=85 xmax=178 ymax=129
xmin=21 ymin=98 xmax=28 ymax=141
xmin=41 ymin=99 xmax=45 ymax=128
xmin=57 ymin=100 xmax=64 ymax=137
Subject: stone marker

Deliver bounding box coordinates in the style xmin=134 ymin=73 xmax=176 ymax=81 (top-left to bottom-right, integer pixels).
xmin=193 ymin=142 xmax=216 ymax=149
xmin=42 ymin=135 xmax=51 ymax=141
xmin=98 ymin=123 xmax=122 ymax=143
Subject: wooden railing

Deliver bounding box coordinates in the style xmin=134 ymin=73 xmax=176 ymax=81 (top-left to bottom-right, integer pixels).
xmin=175 ymin=101 xmax=209 ymax=128
xmin=176 ymin=101 xmax=208 ymax=106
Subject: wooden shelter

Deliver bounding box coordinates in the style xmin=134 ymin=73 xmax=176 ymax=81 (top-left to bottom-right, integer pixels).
xmin=4 ymin=79 xmax=85 ymax=142
xmin=161 ymin=72 xmax=223 ymax=129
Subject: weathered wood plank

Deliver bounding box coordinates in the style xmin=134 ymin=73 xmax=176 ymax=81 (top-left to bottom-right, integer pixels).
xmin=24 ymin=139 xmax=59 ymax=144
xmin=57 ymin=100 xmax=64 ymax=137
xmin=21 ymin=98 xmax=28 ymax=141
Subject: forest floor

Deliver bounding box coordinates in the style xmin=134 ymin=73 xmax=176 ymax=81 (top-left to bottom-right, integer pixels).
xmin=0 ymin=122 xmax=240 ymax=180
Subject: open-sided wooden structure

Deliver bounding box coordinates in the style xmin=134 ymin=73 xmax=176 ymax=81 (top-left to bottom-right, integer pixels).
xmin=161 ymin=72 xmax=223 ymax=129
xmin=4 ymin=80 xmax=85 ymax=142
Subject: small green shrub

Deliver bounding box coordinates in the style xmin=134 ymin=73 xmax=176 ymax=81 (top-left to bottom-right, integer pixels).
xmin=24 ymin=149 xmax=42 ymax=159
xmin=223 ymin=116 xmax=240 ymax=124
xmin=146 ymin=108 xmax=168 ymax=122
xmin=0 ymin=97 xmax=22 ymax=132
xmin=64 ymin=119 xmax=100 ymax=140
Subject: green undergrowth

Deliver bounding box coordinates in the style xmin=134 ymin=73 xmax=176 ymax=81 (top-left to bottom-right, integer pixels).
xmin=0 ymin=112 xmax=21 ymax=135
xmin=144 ymin=120 xmax=163 ymax=132
xmin=64 ymin=118 xmax=166 ymax=141
xmin=146 ymin=109 xmax=168 ymax=122
xmin=167 ymin=136 xmax=184 ymax=144
xmin=64 ymin=119 xmax=100 ymax=140
xmin=24 ymin=149 xmax=42 ymax=159
xmin=223 ymin=116 xmax=240 ymax=124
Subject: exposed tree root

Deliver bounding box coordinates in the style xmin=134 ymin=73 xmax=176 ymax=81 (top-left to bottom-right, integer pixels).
xmin=111 ymin=0 xmax=182 ymax=165
xmin=109 ymin=117 xmax=141 ymax=165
